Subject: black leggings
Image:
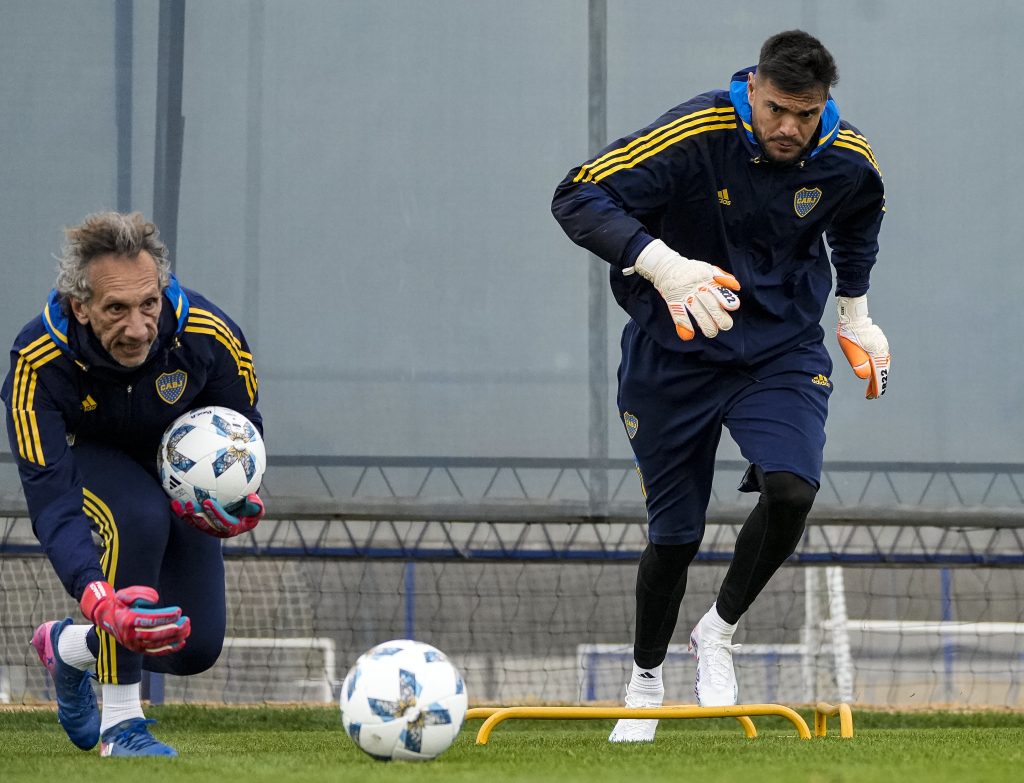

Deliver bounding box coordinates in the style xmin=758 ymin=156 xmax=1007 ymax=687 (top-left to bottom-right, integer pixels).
xmin=632 ymin=470 xmax=815 ymax=667
xmin=715 ymin=469 xmax=816 ymax=623
xmin=633 ymin=540 xmax=700 ymax=669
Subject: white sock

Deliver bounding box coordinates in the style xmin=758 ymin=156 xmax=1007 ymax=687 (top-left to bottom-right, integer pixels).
xmin=703 ymin=602 xmax=739 ymax=639
xmin=628 ymin=661 xmax=663 ymax=694
xmin=56 ymin=624 xmax=97 ymax=671
xmin=101 ymin=682 xmax=145 ymax=734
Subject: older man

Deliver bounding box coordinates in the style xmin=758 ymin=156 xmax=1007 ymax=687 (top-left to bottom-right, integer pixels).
xmin=2 ymin=211 xmax=265 ymax=756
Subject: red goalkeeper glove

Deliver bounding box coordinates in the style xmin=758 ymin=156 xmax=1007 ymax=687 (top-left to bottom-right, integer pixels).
xmin=79 ymin=581 xmax=190 ymax=655
xmin=171 ymin=492 xmax=265 ymax=538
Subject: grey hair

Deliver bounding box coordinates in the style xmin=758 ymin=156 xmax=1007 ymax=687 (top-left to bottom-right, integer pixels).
xmin=55 ymin=211 xmax=171 ymax=304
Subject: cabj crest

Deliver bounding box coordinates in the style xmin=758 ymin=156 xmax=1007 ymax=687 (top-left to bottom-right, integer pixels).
xmin=793 ymin=187 xmax=822 ymax=218
xmin=155 ymin=370 xmax=188 ymax=404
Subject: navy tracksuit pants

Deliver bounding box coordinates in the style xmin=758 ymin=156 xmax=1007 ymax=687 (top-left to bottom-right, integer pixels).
xmin=74 ymin=440 xmax=226 ymax=685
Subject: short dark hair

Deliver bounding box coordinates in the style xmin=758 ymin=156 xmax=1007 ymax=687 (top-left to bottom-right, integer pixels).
xmin=757 ymin=30 xmax=838 ymax=96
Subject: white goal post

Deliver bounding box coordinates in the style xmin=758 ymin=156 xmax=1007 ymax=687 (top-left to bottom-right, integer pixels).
xmin=221 ymin=637 xmax=337 ymax=703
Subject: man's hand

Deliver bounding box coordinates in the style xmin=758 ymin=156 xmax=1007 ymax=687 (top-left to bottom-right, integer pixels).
xmin=625 ymin=238 xmax=741 ymax=340
xmin=171 ymin=493 xmax=265 ymax=539
xmin=837 ymin=295 xmax=890 ymax=399
xmin=79 ymin=581 xmax=190 ymax=655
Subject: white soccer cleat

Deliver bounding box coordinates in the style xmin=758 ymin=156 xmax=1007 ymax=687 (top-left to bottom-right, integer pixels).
xmin=608 ymin=684 xmax=664 ymax=743
xmin=689 ymin=616 xmax=740 ymax=707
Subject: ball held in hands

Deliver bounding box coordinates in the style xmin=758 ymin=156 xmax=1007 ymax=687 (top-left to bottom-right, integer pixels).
xmin=171 ymin=492 xmax=265 ymax=538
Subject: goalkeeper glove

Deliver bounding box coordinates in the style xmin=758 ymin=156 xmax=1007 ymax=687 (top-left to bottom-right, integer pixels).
xmin=625 ymin=239 xmax=741 ymax=341
xmin=837 ymin=294 xmax=890 ymax=399
xmin=171 ymin=492 xmax=265 ymax=539
xmin=79 ymin=581 xmax=190 ymax=655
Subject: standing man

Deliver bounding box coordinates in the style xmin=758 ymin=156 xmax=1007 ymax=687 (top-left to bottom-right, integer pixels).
xmin=551 ymin=30 xmax=889 ymax=742
xmin=2 ymin=211 xmax=266 ymax=756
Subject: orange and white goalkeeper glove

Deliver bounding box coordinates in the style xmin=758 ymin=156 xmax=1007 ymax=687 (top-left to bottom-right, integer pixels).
xmin=625 ymin=239 xmax=741 ymax=341
xmin=837 ymin=294 xmax=890 ymax=399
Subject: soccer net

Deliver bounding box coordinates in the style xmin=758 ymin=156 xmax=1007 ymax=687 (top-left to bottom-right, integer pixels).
xmin=2 ymin=457 xmax=1022 ymax=708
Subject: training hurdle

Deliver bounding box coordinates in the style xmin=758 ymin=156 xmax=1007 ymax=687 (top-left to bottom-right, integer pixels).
xmin=813 ymin=701 xmax=855 ymax=738
xmin=464 ymin=704 xmax=812 ymax=743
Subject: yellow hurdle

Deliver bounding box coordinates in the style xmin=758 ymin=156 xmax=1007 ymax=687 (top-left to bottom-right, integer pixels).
xmin=465 ymin=704 xmax=812 ymax=744
xmin=813 ymin=701 xmax=855 ymax=738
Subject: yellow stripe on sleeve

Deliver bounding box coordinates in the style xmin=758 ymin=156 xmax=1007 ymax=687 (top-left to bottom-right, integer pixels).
xmin=11 ymin=338 xmax=62 ymax=466
xmin=836 ymin=131 xmax=882 ymax=176
xmin=575 ymin=106 xmax=737 ymax=184
xmin=837 ymin=130 xmax=880 ymax=169
xmin=185 ymin=309 xmax=258 ymax=404
xmin=186 ymin=311 xmax=256 ymax=397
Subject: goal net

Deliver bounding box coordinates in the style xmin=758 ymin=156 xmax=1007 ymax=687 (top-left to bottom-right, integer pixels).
xmin=2 ymin=458 xmax=1022 ymax=708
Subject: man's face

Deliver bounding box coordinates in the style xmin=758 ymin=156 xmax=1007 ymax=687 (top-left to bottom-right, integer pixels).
xmin=70 ymin=251 xmax=163 ymax=367
xmin=747 ymin=73 xmax=827 ymax=163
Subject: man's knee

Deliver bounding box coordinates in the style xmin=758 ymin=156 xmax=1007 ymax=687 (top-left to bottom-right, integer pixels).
xmin=637 ymin=540 xmax=700 ymax=595
xmin=760 ymin=471 xmax=816 ymax=552
xmin=160 ymin=635 xmax=223 ymax=676
xmin=762 ymin=471 xmax=817 ymax=516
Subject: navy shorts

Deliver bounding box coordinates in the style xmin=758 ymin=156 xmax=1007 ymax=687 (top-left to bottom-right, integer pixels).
xmin=617 ymin=321 xmax=833 ymax=545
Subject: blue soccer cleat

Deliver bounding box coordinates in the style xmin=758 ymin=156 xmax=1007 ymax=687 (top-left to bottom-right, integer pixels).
xmin=100 ymin=718 xmax=178 ymax=757
xmin=31 ymin=618 xmax=100 ymax=750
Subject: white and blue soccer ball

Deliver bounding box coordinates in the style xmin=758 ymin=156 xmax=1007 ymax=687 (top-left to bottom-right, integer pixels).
xmin=157 ymin=406 xmax=266 ymax=510
xmin=340 ymin=639 xmax=468 ymax=761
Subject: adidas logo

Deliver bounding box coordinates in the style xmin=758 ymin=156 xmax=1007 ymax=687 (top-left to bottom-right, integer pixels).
xmin=638 ymin=671 xmax=656 ymax=679
xmin=717 ymin=188 xmax=731 ymax=206
xmin=811 ymin=373 xmax=831 ymax=388
xmin=81 ymin=394 xmax=97 ymax=412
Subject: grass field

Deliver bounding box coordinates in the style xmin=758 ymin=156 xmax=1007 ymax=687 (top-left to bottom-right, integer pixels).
xmin=3 ymin=705 xmax=1024 ymax=783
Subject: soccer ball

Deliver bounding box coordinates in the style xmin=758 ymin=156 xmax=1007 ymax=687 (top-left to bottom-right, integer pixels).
xmin=340 ymin=639 xmax=467 ymax=761
xmin=157 ymin=406 xmax=266 ymax=510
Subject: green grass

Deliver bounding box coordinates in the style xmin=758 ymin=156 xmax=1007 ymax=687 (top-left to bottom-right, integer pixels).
xmin=3 ymin=706 xmax=1024 ymax=783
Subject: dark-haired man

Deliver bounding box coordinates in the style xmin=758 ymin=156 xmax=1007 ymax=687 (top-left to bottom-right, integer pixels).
xmin=552 ymin=30 xmax=890 ymax=741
